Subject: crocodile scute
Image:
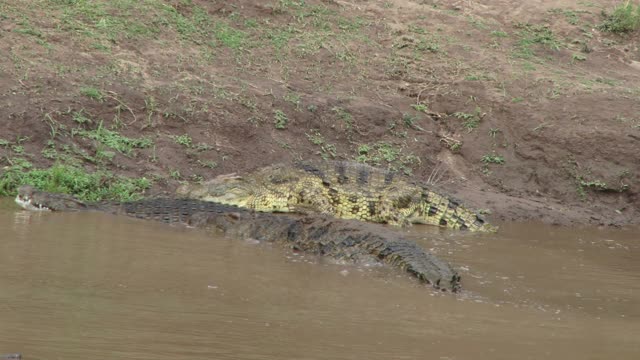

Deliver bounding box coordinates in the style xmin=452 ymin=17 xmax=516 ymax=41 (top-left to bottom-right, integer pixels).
xmin=178 ymin=161 xmax=495 ymax=232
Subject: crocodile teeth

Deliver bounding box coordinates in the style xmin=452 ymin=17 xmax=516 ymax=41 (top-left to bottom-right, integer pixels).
xmin=14 ymin=196 xmax=51 ymax=212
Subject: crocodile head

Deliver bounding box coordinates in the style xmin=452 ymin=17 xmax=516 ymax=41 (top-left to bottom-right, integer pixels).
xmin=177 ymin=169 xmax=296 ymax=213
xmin=15 ymin=185 xmax=88 ymax=212
xmin=15 ymin=185 xmax=52 ymax=211
xmin=177 ymin=174 xmax=253 ymax=207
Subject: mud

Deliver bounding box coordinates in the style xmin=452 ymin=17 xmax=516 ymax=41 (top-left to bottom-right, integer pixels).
xmin=0 ymin=0 xmax=639 ymax=226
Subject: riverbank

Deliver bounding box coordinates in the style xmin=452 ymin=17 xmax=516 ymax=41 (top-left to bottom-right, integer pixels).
xmin=1 ymin=0 xmax=638 ymax=226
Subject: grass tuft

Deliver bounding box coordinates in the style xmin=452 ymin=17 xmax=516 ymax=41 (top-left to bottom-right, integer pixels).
xmin=75 ymin=122 xmax=152 ymax=155
xmin=600 ymin=1 xmax=640 ymax=33
xmin=0 ymin=163 xmax=150 ymax=201
xmin=79 ymin=87 xmax=104 ymax=101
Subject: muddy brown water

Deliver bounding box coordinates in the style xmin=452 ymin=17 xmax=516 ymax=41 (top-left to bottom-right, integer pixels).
xmin=0 ymin=198 xmax=638 ymax=360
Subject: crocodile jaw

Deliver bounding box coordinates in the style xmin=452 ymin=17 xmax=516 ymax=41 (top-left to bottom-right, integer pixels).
xmin=14 ymin=194 xmax=51 ymax=211
xmin=201 ymin=193 xmax=250 ymax=208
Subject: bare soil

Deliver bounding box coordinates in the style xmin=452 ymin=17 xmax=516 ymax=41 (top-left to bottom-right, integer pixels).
xmin=1 ymin=0 xmax=638 ymax=227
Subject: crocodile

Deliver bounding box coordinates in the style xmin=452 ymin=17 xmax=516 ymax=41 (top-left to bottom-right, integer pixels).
xmin=177 ymin=161 xmax=494 ymax=232
xmin=15 ymin=185 xmax=462 ymax=292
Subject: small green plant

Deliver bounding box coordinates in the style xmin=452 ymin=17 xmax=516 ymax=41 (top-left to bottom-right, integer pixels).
xmin=305 ymin=130 xmax=325 ymax=145
xmin=170 ymin=169 xmax=182 ymax=180
xmin=79 ymin=87 xmax=104 ymax=101
xmin=481 ymin=153 xmax=505 ymax=164
xmin=72 ymin=110 xmax=92 ymax=124
xmin=411 ymin=103 xmax=428 ymax=112
xmin=357 ymin=144 xmax=371 ymax=155
xmin=332 ymin=107 xmax=353 ymax=130
xmin=453 ymin=108 xmax=484 ymax=132
xmin=306 ymin=130 xmax=336 ymax=159
xmin=319 ymin=144 xmax=337 ymax=160
xmin=579 ymin=179 xmax=608 ymax=190
xmin=274 ymin=110 xmax=289 ymax=129
xmin=173 ymin=134 xmax=193 ymax=147
xmin=214 ymin=23 xmax=248 ymax=49
xmin=416 ymin=38 xmax=440 ymax=52
xmin=600 ymin=1 xmax=640 ymax=33
xmin=489 ymin=128 xmax=501 ymax=138
xmin=40 ymin=140 xmax=58 ymax=160
xmin=96 ymin=149 xmax=116 ymax=162
xmin=572 ymin=53 xmax=587 ymax=62
xmin=453 ymin=112 xmax=474 ymax=120
xmin=449 ymin=142 xmax=462 ymax=152
xmin=196 ymin=160 xmax=218 ymax=169
xmin=189 ymin=174 xmax=204 ymax=182
xmin=402 ymin=113 xmax=424 ymax=131
xmin=284 ymin=91 xmax=302 ymax=109
xmin=194 ymin=143 xmax=213 ymax=152
xmin=491 ymin=30 xmax=509 ymax=38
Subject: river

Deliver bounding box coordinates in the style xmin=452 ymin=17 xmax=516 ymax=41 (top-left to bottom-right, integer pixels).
xmin=0 ymin=198 xmax=638 ymax=359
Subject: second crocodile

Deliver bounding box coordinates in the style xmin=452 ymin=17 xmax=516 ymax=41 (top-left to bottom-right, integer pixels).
xmin=15 ymin=185 xmax=462 ymax=292
xmin=178 ymin=161 xmax=494 ymax=232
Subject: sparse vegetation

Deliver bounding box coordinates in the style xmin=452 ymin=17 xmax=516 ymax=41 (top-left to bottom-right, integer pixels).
xmin=333 ymin=107 xmax=354 ymax=130
xmin=514 ymin=23 xmax=562 ymax=58
xmin=481 ymin=153 xmax=505 ymax=164
xmin=600 ymin=1 xmax=640 ymax=33
xmin=411 ymin=103 xmax=428 ymax=112
xmin=274 ymin=110 xmax=289 ymax=129
xmin=173 ymin=134 xmax=193 ymax=148
xmin=355 ymin=142 xmax=420 ymax=174
xmin=79 ymin=87 xmax=104 ymax=101
xmin=75 ymin=122 xmax=152 ymax=155
xmin=72 ymin=110 xmax=92 ymax=125
xmin=453 ymin=108 xmax=485 ymax=132
xmin=306 ymin=129 xmax=336 ymax=160
xmin=196 ymin=160 xmax=218 ymax=169
xmin=0 ymin=0 xmax=637 ymax=226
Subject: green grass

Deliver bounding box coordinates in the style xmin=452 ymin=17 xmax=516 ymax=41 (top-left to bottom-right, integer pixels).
xmin=305 ymin=130 xmax=336 ymax=160
xmin=284 ymin=91 xmax=302 ymax=109
xmin=72 ymin=110 xmax=92 ymax=124
xmin=599 ymin=1 xmax=640 ymax=33
xmin=0 ymin=162 xmax=150 ymax=201
xmin=453 ymin=108 xmax=484 ymax=132
xmin=305 ymin=130 xmax=325 ymax=145
xmin=75 ymin=122 xmax=152 ymax=155
xmin=514 ymin=23 xmax=562 ymax=58
xmin=355 ymin=142 xmax=420 ymax=174
xmin=600 ymin=1 xmax=640 ymax=33
xmin=333 ymin=107 xmax=353 ymax=130
xmin=411 ymin=103 xmax=428 ymax=112
xmin=173 ymin=134 xmax=193 ymax=147
xmin=481 ymin=153 xmax=505 ymax=164
xmin=79 ymin=87 xmax=104 ymax=101
xmin=274 ymin=110 xmax=289 ymax=129
xmin=490 ymin=30 xmax=509 ymax=38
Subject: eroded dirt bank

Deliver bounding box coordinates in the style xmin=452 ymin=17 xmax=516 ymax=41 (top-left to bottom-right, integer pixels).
xmin=0 ymin=0 xmax=638 ymax=226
